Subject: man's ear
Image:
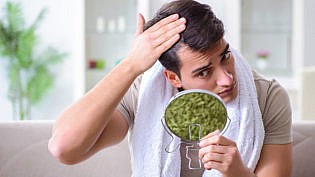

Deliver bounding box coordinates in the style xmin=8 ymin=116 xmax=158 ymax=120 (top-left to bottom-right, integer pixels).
xmin=164 ymin=69 xmax=182 ymax=88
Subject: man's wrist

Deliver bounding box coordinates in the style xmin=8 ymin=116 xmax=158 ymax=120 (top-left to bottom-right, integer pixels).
xmin=119 ymin=58 xmax=143 ymax=77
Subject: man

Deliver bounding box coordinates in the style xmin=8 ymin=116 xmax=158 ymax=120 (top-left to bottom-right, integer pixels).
xmin=48 ymin=0 xmax=292 ymax=176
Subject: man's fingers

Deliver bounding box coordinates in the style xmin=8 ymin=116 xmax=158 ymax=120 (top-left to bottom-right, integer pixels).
xmin=201 ymin=151 xmax=225 ymax=164
xmin=151 ymin=17 xmax=186 ymax=38
xmin=199 ymin=134 xmax=236 ymax=148
xmin=135 ymin=13 xmax=145 ymax=36
xmin=203 ymin=160 xmax=224 ymax=171
xmin=155 ymin=34 xmax=180 ymax=54
xmin=199 ymin=144 xmax=228 ymax=159
xmin=146 ymin=13 xmax=179 ymax=33
xmin=151 ymin=17 xmax=186 ymax=47
xmin=201 ymin=130 xmax=220 ymax=140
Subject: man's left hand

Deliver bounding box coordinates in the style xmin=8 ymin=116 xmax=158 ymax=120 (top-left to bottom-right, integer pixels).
xmin=199 ymin=130 xmax=253 ymax=177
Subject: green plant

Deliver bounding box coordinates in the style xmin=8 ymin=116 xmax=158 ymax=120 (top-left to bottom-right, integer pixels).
xmin=0 ymin=1 xmax=66 ymax=120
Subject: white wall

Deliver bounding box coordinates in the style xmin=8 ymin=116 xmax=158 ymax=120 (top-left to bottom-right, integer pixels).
xmin=0 ymin=0 xmax=85 ymax=120
xmin=304 ymin=0 xmax=315 ymax=67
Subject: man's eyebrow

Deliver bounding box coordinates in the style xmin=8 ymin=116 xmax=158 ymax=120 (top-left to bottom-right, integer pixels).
xmin=191 ymin=43 xmax=230 ymax=74
xmin=191 ymin=61 xmax=212 ymax=74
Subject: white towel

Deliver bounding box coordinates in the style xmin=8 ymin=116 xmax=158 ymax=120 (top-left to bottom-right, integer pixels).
xmin=129 ymin=48 xmax=265 ymax=177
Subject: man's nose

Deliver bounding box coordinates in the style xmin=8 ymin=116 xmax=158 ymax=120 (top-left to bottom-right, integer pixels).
xmin=215 ymin=68 xmax=233 ymax=86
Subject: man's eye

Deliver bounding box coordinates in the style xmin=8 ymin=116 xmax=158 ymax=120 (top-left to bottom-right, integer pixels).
xmin=198 ymin=70 xmax=209 ymax=78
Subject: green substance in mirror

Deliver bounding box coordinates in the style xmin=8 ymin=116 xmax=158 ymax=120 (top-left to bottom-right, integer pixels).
xmin=164 ymin=91 xmax=227 ymax=141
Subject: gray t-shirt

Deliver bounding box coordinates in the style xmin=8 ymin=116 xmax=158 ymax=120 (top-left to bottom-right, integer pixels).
xmin=117 ymin=71 xmax=292 ymax=176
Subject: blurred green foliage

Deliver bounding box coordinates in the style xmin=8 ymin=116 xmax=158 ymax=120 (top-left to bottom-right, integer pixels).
xmin=0 ymin=1 xmax=67 ymax=120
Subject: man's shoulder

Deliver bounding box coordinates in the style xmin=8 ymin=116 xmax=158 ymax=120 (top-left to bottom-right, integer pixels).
xmin=253 ymin=71 xmax=292 ymax=144
xmin=253 ymin=71 xmax=273 ymax=90
xmin=253 ymin=70 xmax=287 ymax=96
xmin=253 ymin=71 xmax=290 ymax=116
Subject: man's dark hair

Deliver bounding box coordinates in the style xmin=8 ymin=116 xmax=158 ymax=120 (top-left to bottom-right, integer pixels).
xmin=144 ymin=0 xmax=224 ymax=78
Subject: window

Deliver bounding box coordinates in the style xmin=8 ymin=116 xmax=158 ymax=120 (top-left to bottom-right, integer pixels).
xmin=241 ymin=0 xmax=293 ymax=76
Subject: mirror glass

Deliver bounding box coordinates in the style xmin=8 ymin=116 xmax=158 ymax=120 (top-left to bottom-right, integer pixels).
xmin=164 ymin=89 xmax=228 ymax=141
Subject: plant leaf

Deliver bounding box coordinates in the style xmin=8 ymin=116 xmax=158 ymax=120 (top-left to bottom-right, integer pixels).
xmin=7 ymin=1 xmax=24 ymax=32
xmin=0 ymin=2 xmax=23 ymax=58
xmin=8 ymin=63 xmax=20 ymax=101
xmin=16 ymin=27 xmax=36 ymax=68
xmin=27 ymin=65 xmax=53 ymax=104
xmin=29 ymin=8 xmax=47 ymax=31
xmin=36 ymin=47 xmax=67 ymax=66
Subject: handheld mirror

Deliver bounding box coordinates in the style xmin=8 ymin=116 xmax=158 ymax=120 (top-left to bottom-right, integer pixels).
xmin=162 ymin=89 xmax=230 ymax=169
xmin=164 ymin=89 xmax=229 ymax=142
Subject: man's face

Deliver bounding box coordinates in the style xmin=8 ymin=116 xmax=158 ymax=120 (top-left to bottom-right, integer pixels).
xmin=176 ymin=39 xmax=238 ymax=103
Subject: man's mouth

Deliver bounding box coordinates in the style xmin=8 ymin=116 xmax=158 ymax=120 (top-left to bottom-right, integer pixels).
xmin=217 ymin=81 xmax=237 ymax=97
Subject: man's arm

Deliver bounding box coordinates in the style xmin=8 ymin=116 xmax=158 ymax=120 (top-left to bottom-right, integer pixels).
xmin=255 ymin=144 xmax=292 ymax=177
xmin=48 ymin=58 xmax=139 ymax=165
xmin=48 ymin=13 xmax=186 ymax=164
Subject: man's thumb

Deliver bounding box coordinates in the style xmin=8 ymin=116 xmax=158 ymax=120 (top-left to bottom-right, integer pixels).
xmin=135 ymin=13 xmax=145 ymax=36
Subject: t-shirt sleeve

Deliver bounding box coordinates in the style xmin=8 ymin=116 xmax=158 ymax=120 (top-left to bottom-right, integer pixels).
xmin=255 ymin=75 xmax=293 ymax=144
xmin=116 ymin=76 xmax=140 ymax=128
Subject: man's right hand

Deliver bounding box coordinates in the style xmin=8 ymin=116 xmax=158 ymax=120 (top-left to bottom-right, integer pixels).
xmin=126 ymin=13 xmax=186 ymax=75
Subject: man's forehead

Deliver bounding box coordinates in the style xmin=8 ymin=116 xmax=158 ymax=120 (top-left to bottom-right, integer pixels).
xmin=177 ymin=39 xmax=228 ymax=60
